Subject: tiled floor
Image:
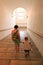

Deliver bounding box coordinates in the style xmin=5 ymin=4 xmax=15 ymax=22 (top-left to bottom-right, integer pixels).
xmin=0 ymin=29 xmax=43 ymax=65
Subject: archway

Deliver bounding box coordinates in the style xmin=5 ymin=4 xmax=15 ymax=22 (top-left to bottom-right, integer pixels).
xmin=12 ymin=7 xmax=28 ymax=27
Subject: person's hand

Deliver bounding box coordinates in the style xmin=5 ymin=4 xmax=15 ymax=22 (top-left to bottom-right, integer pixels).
xmin=20 ymin=41 xmax=24 ymax=44
xmin=13 ymin=38 xmax=16 ymax=40
xmin=22 ymin=42 xmax=24 ymax=44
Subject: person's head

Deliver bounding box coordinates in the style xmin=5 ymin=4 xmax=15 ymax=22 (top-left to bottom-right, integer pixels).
xmin=14 ymin=25 xmax=19 ymax=29
xmin=24 ymin=37 xmax=28 ymax=41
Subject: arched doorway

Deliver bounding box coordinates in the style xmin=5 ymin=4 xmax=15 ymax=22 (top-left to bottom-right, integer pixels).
xmin=12 ymin=7 xmax=28 ymax=27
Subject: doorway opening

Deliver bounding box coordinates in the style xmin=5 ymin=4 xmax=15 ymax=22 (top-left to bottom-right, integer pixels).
xmin=12 ymin=7 xmax=28 ymax=28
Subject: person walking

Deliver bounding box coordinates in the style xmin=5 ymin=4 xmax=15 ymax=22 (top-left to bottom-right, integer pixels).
xmin=11 ymin=25 xmax=21 ymax=52
xmin=23 ymin=37 xmax=32 ymax=57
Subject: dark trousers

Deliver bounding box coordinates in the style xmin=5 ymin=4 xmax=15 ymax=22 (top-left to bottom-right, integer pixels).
xmin=24 ymin=50 xmax=30 ymax=57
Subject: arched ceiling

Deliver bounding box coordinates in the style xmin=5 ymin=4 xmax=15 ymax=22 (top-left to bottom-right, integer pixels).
xmin=1 ymin=0 xmax=33 ymax=12
xmin=1 ymin=0 xmax=43 ymax=12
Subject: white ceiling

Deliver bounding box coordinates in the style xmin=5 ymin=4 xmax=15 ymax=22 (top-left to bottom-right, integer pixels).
xmin=1 ymin=0 xmax=43 ymax=12
xmin=1 ymin=0 xmax=33 ymax=11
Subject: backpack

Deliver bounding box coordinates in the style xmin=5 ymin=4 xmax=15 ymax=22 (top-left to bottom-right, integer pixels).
xmin=12 ymin=30 xmax=20 ymax=43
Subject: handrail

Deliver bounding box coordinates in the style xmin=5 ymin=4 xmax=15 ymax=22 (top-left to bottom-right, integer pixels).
xmin=0 ymin=28 xmax=13 ymax=32
xmin=28 ymin=28 xmax=43 ymax=38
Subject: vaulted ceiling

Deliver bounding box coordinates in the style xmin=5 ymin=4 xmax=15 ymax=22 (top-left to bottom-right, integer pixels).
xmin=1 ymin=0 xmax=31 ymax=11
xmin=0 ymin=0 xmax=43 ymax=12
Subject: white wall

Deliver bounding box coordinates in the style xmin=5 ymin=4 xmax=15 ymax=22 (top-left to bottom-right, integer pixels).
xmin=27 ymin=1 xmax=43 ymax=36
xmin=27 ymin=0 xmax=43 ymax=57
xmin=28 ymin=30 xmax=43 ymax=57
xmin=0 ymin=1 xmax=16 ymax=40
